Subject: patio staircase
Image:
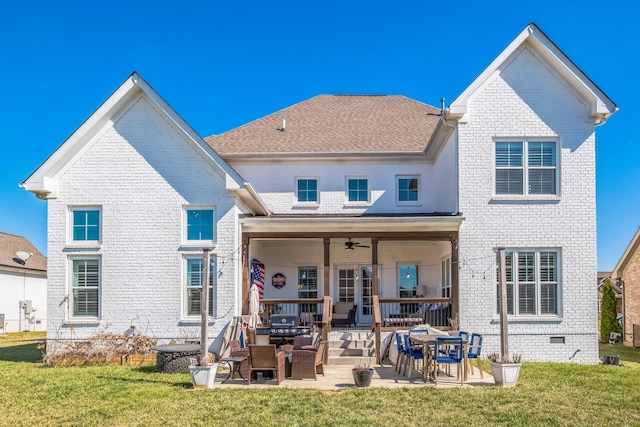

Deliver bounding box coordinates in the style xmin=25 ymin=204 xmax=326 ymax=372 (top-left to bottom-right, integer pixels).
xmin=326 ymin=330 xmax=378 ymax=366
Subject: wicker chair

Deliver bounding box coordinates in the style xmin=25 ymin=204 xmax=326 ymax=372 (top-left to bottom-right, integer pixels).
xmin=248 ymin=344 xmax=286 ymax=384
xmin=291 ymin=341 xmax=326 ymax=380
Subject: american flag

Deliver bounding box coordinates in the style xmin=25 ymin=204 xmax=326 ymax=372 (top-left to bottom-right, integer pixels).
xmin=251 ymin=258 xmax=265 ymax=298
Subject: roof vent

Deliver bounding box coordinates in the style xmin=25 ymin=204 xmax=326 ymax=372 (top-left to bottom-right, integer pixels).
xmin=440 ymin=97 xmax=446 ymax=116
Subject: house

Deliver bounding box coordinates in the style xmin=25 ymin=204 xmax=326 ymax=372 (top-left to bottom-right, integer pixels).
xmin=21 ymin=23 xmax=617 ymax=363
xmin=611 ymin=227 xmax=640 ymax=346
xmin=0 ymin=232 xmax=47 ymax=333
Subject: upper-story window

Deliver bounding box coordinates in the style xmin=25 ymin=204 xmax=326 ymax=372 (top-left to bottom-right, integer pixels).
xmin=296 ymin=178 xmax=318 ymax=203
xmin=496 ymin=249 xmax=560 ymax=317
xmin=184 ymin=206 xmax=215 ymax=243
xmin=397 ymin=176 xmax=419 ymax=203
xmin=495 ymin=141 xmax=557 ymax=196
xmin=71 ymin=208 xmax=100 ymax=242
xmin=347 ymin=178 xmax=369 ymax=203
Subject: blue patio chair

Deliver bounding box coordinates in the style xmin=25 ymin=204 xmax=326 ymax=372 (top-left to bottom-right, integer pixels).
xmin=467 ymin=333 xmax=483 ymax=378
xmin=394 ymin=332 xmax=407 ymax=374
xmin=403 ymin=334 xmax=424 ymax=378
xmin=432 ymin=336 xmax=464 ymax=386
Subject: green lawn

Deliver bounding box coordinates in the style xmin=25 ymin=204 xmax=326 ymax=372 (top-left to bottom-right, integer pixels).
xmin=1 ymin=333 xmax=639 ymax=426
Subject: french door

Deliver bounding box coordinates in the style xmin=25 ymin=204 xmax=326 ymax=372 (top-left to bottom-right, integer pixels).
xmin=337 ymin=266 xmax=373 ymax=325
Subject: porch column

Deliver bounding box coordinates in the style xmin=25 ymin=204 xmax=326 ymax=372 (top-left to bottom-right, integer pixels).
xmin=371 ymin=237 xmax=379 ymax=296
xmin=242 ymin=236 xmax=249 ymax=315
xmin=323 ymin=238 xmax=330 ymax=297
xmin=451 ymin=232 xmax=459 ymax=320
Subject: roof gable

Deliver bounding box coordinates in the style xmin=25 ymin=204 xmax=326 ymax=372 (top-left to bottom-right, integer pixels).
xmin=448 ymin=23 xmax=618 ymax=123
xmin=612 ymin=227 xmax=640 ymax=279
xmin=205 ymin=95 xmax=442 ymax=157
xmin=21 ymin=73 xmax=248 ymax=199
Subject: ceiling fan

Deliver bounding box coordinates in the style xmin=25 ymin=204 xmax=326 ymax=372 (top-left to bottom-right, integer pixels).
xmin=345 ymin=238 xmax=370 ymax=250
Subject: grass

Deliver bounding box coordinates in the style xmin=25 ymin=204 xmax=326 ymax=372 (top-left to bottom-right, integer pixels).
xmin=1 ymin=333 xmax=640 ymax=426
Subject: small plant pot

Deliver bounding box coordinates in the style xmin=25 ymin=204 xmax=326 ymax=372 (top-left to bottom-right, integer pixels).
xmin=352 ymin=368 xmax=374 ymax=387
xmin=490 ymin=361 xmax=521 ymax=387
xmin=189 ymin=364 xmax=219 ymax=389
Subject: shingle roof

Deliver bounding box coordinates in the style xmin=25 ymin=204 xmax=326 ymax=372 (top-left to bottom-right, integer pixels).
xmin=0 ymin=232 xmax=47 ymax=272
xmin=205 ymin=95 xmax=442 ymax=156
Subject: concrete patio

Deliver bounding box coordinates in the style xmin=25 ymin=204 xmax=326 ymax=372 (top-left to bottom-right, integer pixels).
xmin=211 ymin=361 xmax=494 ymax=390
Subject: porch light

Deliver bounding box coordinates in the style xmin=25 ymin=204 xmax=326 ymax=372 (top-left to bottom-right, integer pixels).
xmin=406 ymin=270 xmax=411 ymax=279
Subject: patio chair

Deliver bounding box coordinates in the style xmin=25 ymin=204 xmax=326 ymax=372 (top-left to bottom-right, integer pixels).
xmin=230 ymin=339 xmax=250 ymax=379
xmin=467 ymin=333 xmax=483 ymax=378
xmin=432 ymin=336 xmax=464 ymax=386
xmin=293 ymin=335 xmax=314 ymax=350
xmin=403 ymin=334 xmax=424 ymax=378
xmin=394 ymin=332 xmax=407 ymax=374
xmin=291 ymin=341 xmax=326 ymax=380
xmin=248 ymin=344 xmax=286 ymax=385
xmin=331 ymin=301 xmax=357 ymax=328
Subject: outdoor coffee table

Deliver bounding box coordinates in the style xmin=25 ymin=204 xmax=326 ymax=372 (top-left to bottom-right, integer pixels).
xmin=220 ymin=356 xmax=249 ymax=383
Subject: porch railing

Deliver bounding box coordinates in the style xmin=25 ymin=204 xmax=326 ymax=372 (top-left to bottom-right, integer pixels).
xmin=377 ymin=297 xmax=452 ymax=329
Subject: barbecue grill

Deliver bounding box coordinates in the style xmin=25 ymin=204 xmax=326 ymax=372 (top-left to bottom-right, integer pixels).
xmin=255 ymin=315 xmax=312 ymax=346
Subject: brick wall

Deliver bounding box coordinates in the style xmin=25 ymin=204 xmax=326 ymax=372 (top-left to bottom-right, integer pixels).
xmin=457 ymin=47 xmax=599 ymax=363
xmin=47 ymin=95 xmax=238 ymax=348
xmin=622 ymin=247 xmax=640 ymax=344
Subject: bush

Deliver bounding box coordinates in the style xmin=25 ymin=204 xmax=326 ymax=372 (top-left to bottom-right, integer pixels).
xmin=600 ymin=279 xmax=621 ymax=342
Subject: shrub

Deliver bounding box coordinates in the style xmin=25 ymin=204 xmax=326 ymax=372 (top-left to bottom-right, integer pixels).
xmin=600 ymin=278 xmax=621 ymax=342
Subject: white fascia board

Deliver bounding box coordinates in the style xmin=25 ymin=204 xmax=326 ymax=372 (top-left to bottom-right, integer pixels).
xmin=449 ymin=23 xmax=617 ymax=122
xmin=240 ymin=215 xmax=464 ymax=234
xmin=21 ymin=77 xmax=139 ymax=197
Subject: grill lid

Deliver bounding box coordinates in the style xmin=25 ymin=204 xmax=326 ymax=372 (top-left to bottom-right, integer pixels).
xmin=269 ymin=315 xmax=299 ymax=327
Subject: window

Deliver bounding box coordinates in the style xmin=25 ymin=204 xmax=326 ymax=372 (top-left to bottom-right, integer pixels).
xmin=398 ymin=176 xmax=419 ymax=202
xmin=496 ymin=250 xmax=559 ymax=316
xmin=296 ymin=179 xmax=318 ymax=203
xmin=185 ymin=207 xmax=215 ymax=242
xmin=495 ymin=141 xmax=557 ymax=195
xmin=71 ymin=258 xmax=100 ymax=317
xmin=347 ymin=178 xmax=368 ymax=203
xmin=441 ymin=259 xmax=451 ymax=298
xmin=399 ymin=264 xmax=419 ymax=316
xmin=185 ymin=256 xmax=215 ymax=317
xmin=72 ymin=208 xmax=100 ymax=241
xmin=298 ymin=266 xmax=318 ymax=313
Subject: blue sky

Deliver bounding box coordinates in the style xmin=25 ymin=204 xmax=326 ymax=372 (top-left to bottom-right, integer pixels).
xmin=1 ymin=1 xmax=638 ymax=271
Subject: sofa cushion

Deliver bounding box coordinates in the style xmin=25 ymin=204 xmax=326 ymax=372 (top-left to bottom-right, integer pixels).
xmin=334 ymin=301 xmax=353 ymax=315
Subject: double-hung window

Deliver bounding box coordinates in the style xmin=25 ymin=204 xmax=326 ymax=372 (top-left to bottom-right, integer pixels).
xmin=441 ymin=259 xmax=451 ymax=298
xmin=71 ymin=208 xmax=100 ymax=242
xmin=495 ymin=140 xmax=557 ymax=196
xmin=298 ymin=266 xmax=318 ymax=313
xmin=347 ymin=178 xmax=369 ymax=203
xmin=185 ymin=256 xmax=215 ymax=317
xmin=71 ymin=258 xmax=100 ymax=318
xmin=397 ymin=176 xmax=419 ymax=203
xmin=496 ymin=249 xmax=560 ymax=316
xmin=184 ymin=206 xmax=215 ymax=243
xmin=296 ymin=178 xmax=318 ymax=203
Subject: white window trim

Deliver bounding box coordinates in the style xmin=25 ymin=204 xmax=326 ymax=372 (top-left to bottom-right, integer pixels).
xmin=182 ymin=205 xmax=216 ymax=247
xmin=345 ymin=176 xmax=370 ymax=206
xmin=294 ymin=176 xmax=320 ymax=206
xmin=495 ymin=248 xmax=562 ymax=319
xmin=396 ymin=174 xmax=421 ymax=206
xmin=68 ymin=206 xmax=102 ymax=248
xmin=492 ymin=138 xmax=560 ymax=200
xmin=67 ymin=255 xmax=101 ymax=322
xmin=182 ymin=253 xmax=217 ymax=322
xmin=441 ymin=257 xmax=451 ymax=298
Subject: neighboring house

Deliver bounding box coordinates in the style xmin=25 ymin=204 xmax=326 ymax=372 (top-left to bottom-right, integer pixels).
xmin=612 ymin=227 xmax=640 ymax=346
xmin=21 ymin=23 xmax=617 ymax=363
xmin=0 ymin=232 xmax=47 ymax=333
xmin=596 ymin=271 xmax=622 ymax=324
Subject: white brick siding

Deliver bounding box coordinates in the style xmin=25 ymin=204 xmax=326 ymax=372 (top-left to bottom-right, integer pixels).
xmin=46 ymin=96 xmax=238 ymax=348
xmin=456 ymin=47 xmax=598 ymax=363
